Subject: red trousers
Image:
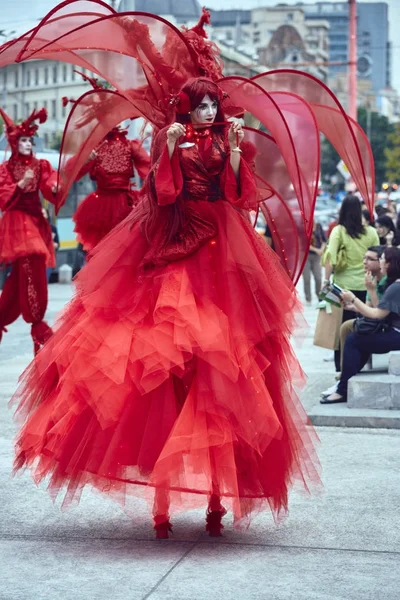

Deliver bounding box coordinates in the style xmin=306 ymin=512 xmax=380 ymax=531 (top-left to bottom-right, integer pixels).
xmin=0 ymin=254 xmax=52 ymax=350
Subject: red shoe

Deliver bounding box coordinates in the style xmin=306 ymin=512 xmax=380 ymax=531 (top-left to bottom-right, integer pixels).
xmin=206 ymin=507 xmax=227 ymax=537
xmin=154 ymin=518 xmax=173 ymax=539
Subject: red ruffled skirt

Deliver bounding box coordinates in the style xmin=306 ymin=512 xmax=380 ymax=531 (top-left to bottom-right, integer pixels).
xmin=73 ymin=188 xmax=138 ymax=251
xmin=13 ymin=200 xmax=320 ymax=524
xmin=0 ymin=210 xmax=55 ymax=267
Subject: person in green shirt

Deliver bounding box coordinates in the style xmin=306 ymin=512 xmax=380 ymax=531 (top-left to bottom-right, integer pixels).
xmin=323 ymin=195 xmax=379 ymax=371
xmin=321 ymin=245 xmax=386 ymax=398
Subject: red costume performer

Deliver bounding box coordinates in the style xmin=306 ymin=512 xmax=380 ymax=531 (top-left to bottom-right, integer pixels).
xmin=0 ymin=107 xmax=57 ymax=353
xmin=2 ymin=2 xmax=376 ymax=537
xmin=12 ymin=79 xmax=320 ymax=536
xmin=72 ymin=125 xmax=150 ymax=251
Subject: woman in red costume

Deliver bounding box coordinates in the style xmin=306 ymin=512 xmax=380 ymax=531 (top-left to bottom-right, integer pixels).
xmin=12 ymin=78 xmax=320 ymax=537
xmin=72 ymin=124 xmax=150 ymax=251
xmin=0 ymin=108 xmax=57 ymax=353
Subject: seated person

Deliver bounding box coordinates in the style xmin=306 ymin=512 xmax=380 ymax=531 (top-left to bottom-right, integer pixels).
xmin=322 ymin=246 xmax=400 ymax=403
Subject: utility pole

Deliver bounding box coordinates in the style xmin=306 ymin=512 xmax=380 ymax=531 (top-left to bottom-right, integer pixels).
xmin=348 ymin=0 xmax=357 ymax=121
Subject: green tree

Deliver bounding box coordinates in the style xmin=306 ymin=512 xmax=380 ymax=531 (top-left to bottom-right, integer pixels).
xmin=321 ymin=108 xmax=394 ymax=190
xmin=384 ymin=123 xmax=400 ymax=183
xmin=49 ymin=132 xmax=63 ymax=151
xmin=357 ymin=107 xmax=394 ymax=189
xmin=320 ymin=135 xmax=340 ymax=185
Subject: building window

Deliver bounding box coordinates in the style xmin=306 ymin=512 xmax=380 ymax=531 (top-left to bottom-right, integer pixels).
xmin=51 ymin=99 xmax=56 ymax=118
xmin=287 ymin=13 xmax=293 ymax=22
xmin=71 ymin=65 xmax=76 ymax=80
xmin=253 ymin=32 xmax=260 ymax=44
xmin=53 ymin=66 xmax=58 ymax=83
xmin=33 ymin=101 xmax=38 ymax=111
xmin=14 ymin=70 xmax=18 ymax=88
xmin=13 ymin=104 xmax=18 ymax=120
xmin=26 ymin=71 xmax=31 ymax=87
xmin=62 ymin=103 xmax=67 ymax=118
xmin=24 ymin=102 xmax=29 ymax=116
xmin=63 ymin=65 xmax=67 ymax=82
xmin=44 ymin=67 xmax=48 ymax=84
xmin=44 ymin=133 xmax=49 ymax=146
xmin=43 ymin=100 xmax=48 ymax=111
xmin=35 ymin=69 xmax=39 ymax=85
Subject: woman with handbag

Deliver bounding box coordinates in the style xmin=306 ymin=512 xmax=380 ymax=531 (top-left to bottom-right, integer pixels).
xmin=322 ymin=195 xmax=379 ymax=372
xmin=322 ymin=247 xmax=400 ymax=403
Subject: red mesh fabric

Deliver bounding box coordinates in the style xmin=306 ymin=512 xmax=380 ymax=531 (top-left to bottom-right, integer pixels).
xmin=219 ymin=78 xmax=320 ymax=282
xmin=252 ymin=70 xmax=375 ymax=215
xmin=57 ymin=89 xmax=142 ymax=210
xmin=13 ymin=201 xmax=320 ymax=522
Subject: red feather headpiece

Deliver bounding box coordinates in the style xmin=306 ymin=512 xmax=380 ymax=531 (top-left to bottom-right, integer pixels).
xmin=0 ymin=106 xmax=47 ymax=152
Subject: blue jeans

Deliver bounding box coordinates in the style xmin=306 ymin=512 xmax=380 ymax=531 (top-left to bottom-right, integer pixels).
xmin=337 ymin=329 xmax=400 ymax=397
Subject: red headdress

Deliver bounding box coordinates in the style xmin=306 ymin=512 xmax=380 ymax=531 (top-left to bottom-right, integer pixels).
xmin=0 ymin=106 xmax=47 ymax=152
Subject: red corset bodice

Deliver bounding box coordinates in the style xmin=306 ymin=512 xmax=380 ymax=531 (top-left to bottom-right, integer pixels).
xmin=179 ymin=135 xmax=227 ymax=202
xmin=7 ymin=155 xmax=43 ymax=216
xmin=93 ymin=138 xmax=133 ymax=191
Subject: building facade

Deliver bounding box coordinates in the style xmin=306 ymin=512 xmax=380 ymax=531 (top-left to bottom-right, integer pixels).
xmin=0 ymin=60 xmax=90 ymax=147
xmin=300 ymin=2 xmax=390 ymax=92
xmin=210 ymin=6 xmax=329 ymax=82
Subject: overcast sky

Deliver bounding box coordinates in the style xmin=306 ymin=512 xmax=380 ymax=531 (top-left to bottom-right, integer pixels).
xmin=2 ymin=0 xmax=399 ymax=92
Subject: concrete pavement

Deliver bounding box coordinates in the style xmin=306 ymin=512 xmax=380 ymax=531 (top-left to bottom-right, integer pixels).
xmin=1 ymin=284 xmax=399 ymax=599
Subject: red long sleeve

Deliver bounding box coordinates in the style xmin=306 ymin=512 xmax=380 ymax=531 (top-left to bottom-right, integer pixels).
xmin=0 ymin=163 xmax=20 ymax=211
xmin=221 ymin=157 xmax=258 ymax=210
xmin=130 ymin=140 xmax=150 ymax=180
xmin=39 ymin=160 xmax=58 ymax=204
xmin=154 ymin=144 xmax=183 ymax=206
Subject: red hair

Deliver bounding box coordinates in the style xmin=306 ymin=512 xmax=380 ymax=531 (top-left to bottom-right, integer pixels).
xmin=176 ymin=78 xmax=226 ymax=133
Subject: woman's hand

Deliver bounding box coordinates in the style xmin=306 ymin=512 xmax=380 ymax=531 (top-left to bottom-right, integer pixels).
xmin=341 ymin=289 xmax=356 ymax=304
xmin=18 ymin=168 xmax=35 ymax=189
xmin=228 ymin=122 xmax=244 ymax=149
xmin=167 ymin=122 xmax=186 ymax=145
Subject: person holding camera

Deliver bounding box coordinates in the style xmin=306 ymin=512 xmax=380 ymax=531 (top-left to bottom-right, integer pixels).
xmin=322 ymin=247 xmax=400 ymax=403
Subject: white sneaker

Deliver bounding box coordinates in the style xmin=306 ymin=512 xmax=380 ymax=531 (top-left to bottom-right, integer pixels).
xmin=321 ymin=383 xmax=338 ymax=397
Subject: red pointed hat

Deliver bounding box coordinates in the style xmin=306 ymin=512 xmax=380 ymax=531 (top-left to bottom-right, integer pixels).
xmin=0 ymin=106 xmax=47 ymax=151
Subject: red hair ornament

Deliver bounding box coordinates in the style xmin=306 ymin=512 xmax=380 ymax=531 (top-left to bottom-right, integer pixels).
xmin=169 ymin=91 xmax=191 ymax=115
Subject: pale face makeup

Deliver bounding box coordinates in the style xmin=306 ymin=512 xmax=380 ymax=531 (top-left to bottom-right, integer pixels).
xmin=18 ymin=136 xmax=33 ymax=156
xmin=190 ymin=95 xmax=218 ymax=128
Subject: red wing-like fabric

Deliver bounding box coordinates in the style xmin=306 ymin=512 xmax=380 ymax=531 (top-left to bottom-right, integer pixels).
xmin=252 ymin=70 xmax=375 ymax=216
xmin=57 ymin=89 xmax=143 ymax=211
xmin=0 ymin=2 xmax=213 ymax=130
xmin=219 ymin=77 xmax=320 ymax=281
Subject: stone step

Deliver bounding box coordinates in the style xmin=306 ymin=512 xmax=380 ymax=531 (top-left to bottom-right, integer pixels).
xmin=348 ymin=374 xmax=400 ymax=409
xmin=388 ymin=351 xmax=400 ymax=376
xmin=308 ymin=404 xmax=400 ymax=429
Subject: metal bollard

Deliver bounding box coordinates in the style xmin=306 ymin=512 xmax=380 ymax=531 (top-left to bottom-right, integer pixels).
xmin=58 ymin=263 xmax=73 ymax=284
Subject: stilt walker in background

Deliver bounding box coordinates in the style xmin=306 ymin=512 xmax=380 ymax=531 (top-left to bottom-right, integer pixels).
xmin=72 ymin=124 xmax=150 ymax=252
xmin=63 ymin=78 xmax=150 ymax=252
xmin=0 ymin=108 xmax=58 ymax=353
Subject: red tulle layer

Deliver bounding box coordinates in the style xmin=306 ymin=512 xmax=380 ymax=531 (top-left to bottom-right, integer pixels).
xmin=0 ymin=211 xmax=55 ymax=267
xmin=13 ymin=201 xmax=320 ymax=523
xmin=73 ymin=189 xmax=137 ymax=251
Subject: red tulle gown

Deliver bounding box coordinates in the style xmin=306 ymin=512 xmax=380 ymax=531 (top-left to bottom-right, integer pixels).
xmin=73 ymin=131 xmax=150 ymax=251
xmin=13 ymin=129 xmax=319 ymax=525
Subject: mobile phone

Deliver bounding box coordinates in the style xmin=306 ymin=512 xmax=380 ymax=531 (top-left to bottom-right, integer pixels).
xmin=331 ymin=283 xmax=343 ymax=298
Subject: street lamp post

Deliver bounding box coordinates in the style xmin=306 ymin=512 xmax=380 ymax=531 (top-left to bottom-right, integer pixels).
xmin=348 ymin=0 xmax=357 ymax=121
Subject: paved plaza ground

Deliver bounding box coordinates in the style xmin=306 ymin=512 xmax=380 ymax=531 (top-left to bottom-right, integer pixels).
xmin=0 ymin=284 xmax=399 ymax=599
